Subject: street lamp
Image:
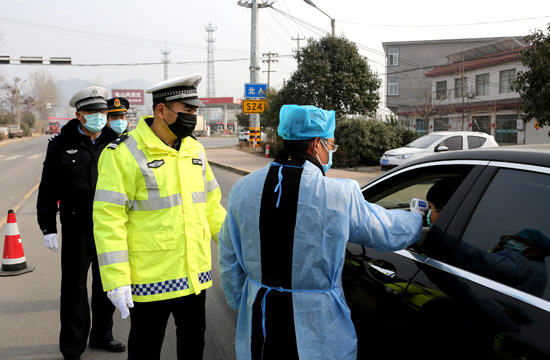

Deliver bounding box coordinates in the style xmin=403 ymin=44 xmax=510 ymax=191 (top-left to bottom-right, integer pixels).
xmin=303 ymin=0 xmax=335 ymax=37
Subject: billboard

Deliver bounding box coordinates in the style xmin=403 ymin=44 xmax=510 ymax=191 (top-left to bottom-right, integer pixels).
xmin=111 ymin=89 xmax=145 ymax=105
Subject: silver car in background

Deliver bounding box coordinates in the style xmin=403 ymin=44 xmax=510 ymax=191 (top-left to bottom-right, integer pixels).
xmin=380 ymin=131 xmax=499 ymax=171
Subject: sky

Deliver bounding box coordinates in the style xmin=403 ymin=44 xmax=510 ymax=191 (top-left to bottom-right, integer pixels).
xmin=0 ymin=0 xmax=548 ymax=114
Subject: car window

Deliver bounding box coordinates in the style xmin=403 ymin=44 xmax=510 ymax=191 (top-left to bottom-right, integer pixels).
xmin=406 ymin=135 xmax=445 ymax=149
xmin=467 ymin=136 xmax=487 ymax=149
xmin=439 ymin=136 xmax=463 ymax=151
xmin=371 ymin=179 xmax=436 ymax=210
xmin=366 ymin=165 xmax=476 ymax=209
xmin=457 ymin=168 xmax=550 ymax=300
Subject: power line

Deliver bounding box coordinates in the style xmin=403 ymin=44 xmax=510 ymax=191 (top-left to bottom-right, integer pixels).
xmin=0 ymin=16 xmax=249 ymax=56
xmin=339 ymin=15 xmax=550 ymax=28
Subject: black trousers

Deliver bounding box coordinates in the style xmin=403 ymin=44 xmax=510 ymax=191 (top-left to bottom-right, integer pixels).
xmin=59 ymin=225 xmax=115 ymax=360
xmin=128 ymin=292 xmax=206 ymax=360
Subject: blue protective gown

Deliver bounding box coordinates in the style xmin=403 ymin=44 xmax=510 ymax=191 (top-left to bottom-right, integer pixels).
xmin=219 ymin=154 xmax=422 ymax=359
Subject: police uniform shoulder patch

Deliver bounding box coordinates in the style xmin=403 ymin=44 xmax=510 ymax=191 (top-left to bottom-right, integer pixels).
xmin=108 ymin=133 xmax=130 ymax=150
xmin=147 ymin=159 xmax=165 ymax=168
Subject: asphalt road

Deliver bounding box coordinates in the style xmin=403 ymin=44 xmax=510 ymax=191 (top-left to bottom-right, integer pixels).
xmin=0 ymin=136 xmax=240 ymax=360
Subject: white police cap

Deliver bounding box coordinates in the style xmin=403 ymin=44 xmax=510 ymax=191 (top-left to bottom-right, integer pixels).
xmin=146 ymin=74 xmax=205 ymax=107
xmin=69 ymin=86 xmax=108 ymax=111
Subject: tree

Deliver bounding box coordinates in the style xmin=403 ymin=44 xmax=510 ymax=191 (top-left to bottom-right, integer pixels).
xmin=29 ymin=69 xmax=62 ymax=133
xmin=236 ymin=112 xmax=249 ymax=129
xmin=513 ymin=24 xmax=550 ymax=128
xmin=264 ymin=35 xmax=381 ymax=129
xmin=333 ymin=116 xmax=417 ymax=167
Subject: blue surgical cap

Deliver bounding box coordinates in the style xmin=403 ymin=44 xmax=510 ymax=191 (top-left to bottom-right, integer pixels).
xmin=278 ymin=105 xmax=335 ymax=140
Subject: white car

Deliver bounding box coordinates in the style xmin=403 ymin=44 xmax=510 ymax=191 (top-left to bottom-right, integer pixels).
xmin=380 ymin=131 xmax=499 ymax=171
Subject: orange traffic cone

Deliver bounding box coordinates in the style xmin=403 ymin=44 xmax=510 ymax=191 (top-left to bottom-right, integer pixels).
xmin=0 ymin=209 xmax=35 ymax=276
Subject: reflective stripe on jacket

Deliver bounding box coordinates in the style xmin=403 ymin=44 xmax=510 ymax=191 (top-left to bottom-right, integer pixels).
xmin=93 ymin=116 xmax=226 ymax=302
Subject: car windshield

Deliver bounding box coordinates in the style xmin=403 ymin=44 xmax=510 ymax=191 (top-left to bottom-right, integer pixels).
xmin=406 ymin=135 xmax=446 ymax=149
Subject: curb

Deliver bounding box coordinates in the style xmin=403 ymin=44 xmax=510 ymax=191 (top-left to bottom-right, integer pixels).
xmin=0 ymin=135 xmax=41 ymax=147
xmin=209 ymin=161 xmax=251 ymax=177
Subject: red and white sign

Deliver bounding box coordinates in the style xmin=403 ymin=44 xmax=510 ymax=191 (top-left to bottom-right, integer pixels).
xmin=111 ymin=89 xmax=145 ymax=105
xmin=199 ymin=97 xmax=242 ymax=105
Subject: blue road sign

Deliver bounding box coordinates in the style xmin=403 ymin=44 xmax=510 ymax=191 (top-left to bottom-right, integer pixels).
xmin=244 ymin=83 xmax=267 ymax=99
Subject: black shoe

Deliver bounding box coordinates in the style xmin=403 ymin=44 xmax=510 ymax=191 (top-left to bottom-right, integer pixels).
xmin=89 ymin=339 xmax=126 ymax=352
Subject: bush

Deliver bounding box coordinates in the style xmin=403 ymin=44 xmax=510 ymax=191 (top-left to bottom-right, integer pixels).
xmin=333 ymin=117 xmax=417 ymax=167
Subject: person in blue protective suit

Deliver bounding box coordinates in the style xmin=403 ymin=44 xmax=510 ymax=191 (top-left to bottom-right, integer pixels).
xmin=218 ymin=104 xmax=423 ymax=360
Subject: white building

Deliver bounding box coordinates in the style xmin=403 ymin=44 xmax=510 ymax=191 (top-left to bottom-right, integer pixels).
xmin=385 ymin=37 xmax=549 ymax=145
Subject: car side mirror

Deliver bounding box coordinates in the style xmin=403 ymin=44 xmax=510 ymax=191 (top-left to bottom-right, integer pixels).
xmin=436 ymin=145 xmax=449 ymax=152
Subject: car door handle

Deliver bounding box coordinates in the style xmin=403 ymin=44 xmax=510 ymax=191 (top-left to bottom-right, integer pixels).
xmin=366 ymin=260 xmax=397 ymax=282
xmin=369 ymin=264 xmax=395 ymax=278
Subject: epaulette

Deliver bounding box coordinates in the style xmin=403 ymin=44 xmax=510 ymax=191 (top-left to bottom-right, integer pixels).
xmin=48 ymin=134 xmax=59 ymax=142
xmin=107 ymin=133 xmax=130 ymax=150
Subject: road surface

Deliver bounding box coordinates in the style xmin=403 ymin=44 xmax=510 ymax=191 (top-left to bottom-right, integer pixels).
xmin=0 ymin=136 xmax=240 ymax=360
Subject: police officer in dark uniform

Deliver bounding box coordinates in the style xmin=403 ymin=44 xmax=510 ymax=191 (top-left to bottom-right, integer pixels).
xmin=106 ymin=97 xmax=130 ymax=135
xmin=36 ymin=86 xmax=125 ymax=360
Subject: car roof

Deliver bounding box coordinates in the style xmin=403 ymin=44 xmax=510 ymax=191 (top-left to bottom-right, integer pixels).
xmin=384 ymin=144 xmax=550 ymax=172
xmin=424 ymin=131 xmax=493 ymax=137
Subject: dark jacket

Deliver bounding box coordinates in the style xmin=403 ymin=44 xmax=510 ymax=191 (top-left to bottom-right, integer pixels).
xmin=37 ymin=118 xmax=118 ymax=235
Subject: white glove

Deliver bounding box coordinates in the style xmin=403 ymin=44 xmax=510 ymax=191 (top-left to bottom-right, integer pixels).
xmin=107 ymin=285 xmax=134 ymax=319
xmin=44 ymin=233 xmax=59 ymax=252
xmin=411 ymin=208 xmax=426 ymax=218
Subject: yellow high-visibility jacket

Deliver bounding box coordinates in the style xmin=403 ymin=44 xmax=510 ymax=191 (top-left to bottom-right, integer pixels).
xmin=93 ymin=116 xmax=226 ymax=302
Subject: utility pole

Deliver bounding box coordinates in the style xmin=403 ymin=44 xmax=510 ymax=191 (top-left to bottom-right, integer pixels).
xmin=238 ymin=0 xmax=273 ymax=148
xmin=262 ymin=52 xmax=278 ymax=89
xmin=14 ymin=78 xmax=26 ymax=128
xmin=206 ymin=22 xmax=219 ymax=127
xmin=160 ymin=45 xmax=171 ymax=80
xmin=292 ymin=34 xmax=305 ymax=61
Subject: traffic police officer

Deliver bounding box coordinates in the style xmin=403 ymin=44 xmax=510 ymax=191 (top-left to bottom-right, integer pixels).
xmin=106 ymin=97 xmax=130 ymax=135
xmin=93 ymin=74 xmax=226 ymax=360
xmin=37 ymin=86 xmax=124 ymax=359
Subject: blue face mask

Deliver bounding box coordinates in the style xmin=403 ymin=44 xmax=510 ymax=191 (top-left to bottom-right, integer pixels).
xmin=427 ymin=209 xmax=433 ymax=229
xmin=317 ymin=139 xmax=334 ymax=173
xmin=502 ymin=240 xmax=530 ymax=253
xmin=110 ymin=119 xmax=128 ymax=134
xmin=82 ymin=112 xmax=107 ymax=133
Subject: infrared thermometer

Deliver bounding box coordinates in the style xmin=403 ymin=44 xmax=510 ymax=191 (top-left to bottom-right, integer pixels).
xmin=410 ymin=198 xmax=429 ymax=213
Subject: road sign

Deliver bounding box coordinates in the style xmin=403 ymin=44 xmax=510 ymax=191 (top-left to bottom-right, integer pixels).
xmin=242 ymin=100 xmax=266 ymax=114
xmin=244 ymin=83 xmax=267 ymax=99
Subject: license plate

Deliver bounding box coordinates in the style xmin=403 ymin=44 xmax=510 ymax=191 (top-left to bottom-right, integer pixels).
xmin=381 ymin=159 xmax=389 ymax=165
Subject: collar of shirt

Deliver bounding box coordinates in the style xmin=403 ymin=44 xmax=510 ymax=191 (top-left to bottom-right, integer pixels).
xmin=78 ymin=124 xmax=101 ymax=144
xmin=274 ymin=148 xmax=324 ymax=175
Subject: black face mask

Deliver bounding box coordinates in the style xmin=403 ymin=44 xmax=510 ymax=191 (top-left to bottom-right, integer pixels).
xmin=165 ymin=106 xmax=197 ymax=139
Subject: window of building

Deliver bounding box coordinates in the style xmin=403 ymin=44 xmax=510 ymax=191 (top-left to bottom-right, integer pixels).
xmin=472 ymin=116 xmax=491 ymax=135
xmin=434 ymin=117 xmax=449 ymax=131
xmin=388 ymin=48 xmax=399 ymax=66
xmin=388 ymin=77 xmax=399 ymax=96
xmin=436 ymin=81 xmax=447 ymax=100
xmin=454 ymin=77 xmax=466 ymax=98
xmin=416 ymin=119 xmax=426 ymax=136
xmin=475 ymin=73 xmax=489 ymax=96
xmin=496 ymin=114 xmax=518 ymax=144
xmin=499 ymin=69 xmax=516 ymax=94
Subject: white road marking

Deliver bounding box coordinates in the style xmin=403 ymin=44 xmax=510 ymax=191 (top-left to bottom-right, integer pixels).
xmin=6 ymin=155 xmax=23 ymax=160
